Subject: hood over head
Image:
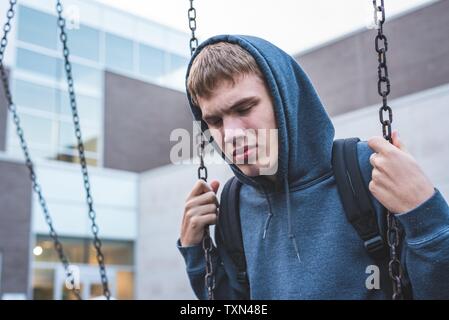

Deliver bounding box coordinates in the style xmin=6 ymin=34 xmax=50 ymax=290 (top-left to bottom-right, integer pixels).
xmin=185 ymin=35 xmax=335 ymax=192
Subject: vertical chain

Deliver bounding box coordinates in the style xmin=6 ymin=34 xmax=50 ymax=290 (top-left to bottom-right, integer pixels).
xmin=373 ymin=0 xmax=404 ymax=300
xmin=0 ymin=0 xmax=81 ymax=300
xmin=55 ymin=0 xmax=110 ymax=299
xmin=188 ymin=0 xmax=214 ymax=300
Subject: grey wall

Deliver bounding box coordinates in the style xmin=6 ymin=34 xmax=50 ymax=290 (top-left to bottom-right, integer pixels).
xmin=104 ymin=71 xmax=194 ymax=173
xmin=0 ymin=160 xmax=32 ymax=297
xmin=295 ymin=0 xmax=449 ymax=116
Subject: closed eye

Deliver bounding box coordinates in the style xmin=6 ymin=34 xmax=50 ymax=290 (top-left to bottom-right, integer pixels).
xmin=206 ymin=117 xmax=222 ymax=127
xmin=237 ymin=107 xmax=252 ymax=115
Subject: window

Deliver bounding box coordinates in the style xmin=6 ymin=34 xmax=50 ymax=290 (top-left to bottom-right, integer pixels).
xmin=105 ymin=33 xmax=133 ymax=73
xmin=13 ymin=79 xmax=57 ymax=113
xmin=88 ymin=240 xmax=134 ymax=266
xmin=15 ymin=113 xmax=54 ymax=147
xmin=58 ymin=121 xmax=99 ymax=153
xmin=139 ymin=44 xmax=165 ymax=78
xmin=17 ymin=6 xmax=57 ymax=49
xmin=35 ymin=236 xmax=134 ymax=266
xmin=16 ymin=48 xmax=61 ymax=79
xmin=169 ymin=54 xmax=189 ymax=73
xmin=32 ymin=269 xmax=55 ymax=300
xmin=34 ymin=237 xmax=85 ymax=264
xmin=71 ymin=63 xmax=102 ymax=89
xmin=59 ymin=92 xmax=101 ymax=125
xmin=116 ymin=271 xmax=134 ymax=300
xmin=66 ymin=24 xmax=100 ymax=62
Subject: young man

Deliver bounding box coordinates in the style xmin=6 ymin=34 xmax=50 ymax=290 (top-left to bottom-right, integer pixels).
xmin=177 ymin=35 xmax=449 ymax=299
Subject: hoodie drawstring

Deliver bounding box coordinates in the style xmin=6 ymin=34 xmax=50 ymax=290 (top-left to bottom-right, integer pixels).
xmin=285 ymin=178 xmax=301 ymax=263
xmin=259 ymin=179 xmax=301 ymax=263
xmin=262 ymin=192 xmax=273 ymax=240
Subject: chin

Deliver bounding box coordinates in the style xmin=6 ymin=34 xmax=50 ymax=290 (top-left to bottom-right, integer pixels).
xmin=237 ymin=164 xmax=260 ymax=177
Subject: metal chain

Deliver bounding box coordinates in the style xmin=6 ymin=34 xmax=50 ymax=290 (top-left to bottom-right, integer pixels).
xmin=188 ymin=0 xmax=215 ymax=300
xmin=55 ymin=0 xmax=110 ymax=299
xmin=0 ymin=0 xmax=81 ymax=300
xmin=373 ymin=0 xmax=404 ymax=300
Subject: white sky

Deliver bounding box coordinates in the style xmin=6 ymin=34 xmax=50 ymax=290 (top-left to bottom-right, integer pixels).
xmin=96 ymin=0 xmax=437 ymax=55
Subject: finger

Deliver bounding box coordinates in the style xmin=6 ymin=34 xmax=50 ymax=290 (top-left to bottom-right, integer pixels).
xmin=187 ymin=179 xmax=212 ymax=199
xmin=368 ymin=136 xmax=396 ymax=154
xmin=369 ymin=152 xmax=378 ymax=168
xmin=210 ymin=180 xmax=220 ymax=194
xmin=392 ymin=130 xmax=408 ymax=153
xmin=187 ymin=191 xmax=219 ymax=209
xmin=191 ymin=213 xmax=218 ymax=228
xmin=188 ymin=203 xmax=218 ymax=218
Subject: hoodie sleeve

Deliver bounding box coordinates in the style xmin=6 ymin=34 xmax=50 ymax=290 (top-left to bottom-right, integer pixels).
xmin=395 ymin=188 xmax=449 ymax=299
xmin=357 ymin=141 xmax=449 ymax=299
xmin=176 ymin=239 xmax=244 ymax=300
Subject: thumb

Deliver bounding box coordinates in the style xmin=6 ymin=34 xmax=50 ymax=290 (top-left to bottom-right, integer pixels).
xmin=392 ymin=130 xmax=407 ymax=152
xmin=210 ymin=180 xmax=220 ymax=194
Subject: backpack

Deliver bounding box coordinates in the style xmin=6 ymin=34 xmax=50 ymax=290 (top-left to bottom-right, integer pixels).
xmin=214 ymin=138 xmax=391 ymax=298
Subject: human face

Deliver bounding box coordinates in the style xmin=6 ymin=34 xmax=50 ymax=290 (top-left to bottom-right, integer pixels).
xmin=197 ymin=74 xmax=278 ymax=178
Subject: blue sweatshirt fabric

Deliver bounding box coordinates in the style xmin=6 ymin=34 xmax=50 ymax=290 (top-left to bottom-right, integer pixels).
xmin=177 ymin=34 xmax=449 ymax=299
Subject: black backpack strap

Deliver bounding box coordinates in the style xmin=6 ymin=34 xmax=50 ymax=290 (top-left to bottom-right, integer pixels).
xmin=332 ymin=138 xmax=388 ymax=259
xmin=215 ymin=176 xmax=250 ymax=295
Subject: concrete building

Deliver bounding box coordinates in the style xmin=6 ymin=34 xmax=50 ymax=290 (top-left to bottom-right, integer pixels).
xmin=0 ymin=0 xmax=447 ymax=300
xmin=0 ymin=0 xmax=194 ymax=299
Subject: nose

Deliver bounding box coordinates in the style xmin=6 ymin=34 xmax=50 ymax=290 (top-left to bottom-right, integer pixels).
xmin=223 ymin=117 xmax=246 ymax=146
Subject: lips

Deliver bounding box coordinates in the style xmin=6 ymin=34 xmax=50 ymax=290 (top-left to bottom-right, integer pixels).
xmin=232 ymin=145 xmax=257 ymax=162
xmin=233 ymin=145 xmax=249 ymax=157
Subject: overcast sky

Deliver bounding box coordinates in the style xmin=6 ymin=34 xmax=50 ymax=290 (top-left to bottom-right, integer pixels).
xmin=95 ymin=0 xmax=437 ymax=55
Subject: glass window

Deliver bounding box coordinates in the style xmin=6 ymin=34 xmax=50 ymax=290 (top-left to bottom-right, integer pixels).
xmin=35 ymin=237 xmax=86 ymax=264
xmin=17 ymin=6 xmax=57 ymax=49
xmin=139 ymin=44 xmax=165 ymax=78
xmin=169 ymin=54 xmax=189 ymax=73
xmin=35 ymin=236 xmax=134 ymax=266
xmin=89 ymin=283 xmax=104 ymax=299
xmin=71 ymin=63 xmax=102 ymax=88
xmin=53 ymin=152 xmax=98 ymax=166
xmin=16 ymin=113 xmax=54 ymax=147
xmin=105 ymin=33 xmax=133 ymax=73
xmin=32 ymin=269 xmax=55 ymax=300
xmin=7 ymin=144 xmax=57 ymax=161
xmin=58 ymin=121 xmax=98 ymax=153
xmin=62 ymin=283 xmax=84 ymax=300
xmin=16 ymin=48 xmax=61 ymax=79
xmin=116 ymin=271 xmax=134 ymax=300
xmin=59 ymin=91 xmax=101 ymax=125
xmin=13 ymin=79 xmax=57 ymax=113
xmin=66 ymin=24 xmax=100 ymax=62
xmin=89 ymin=240 xmax=134 ymax=266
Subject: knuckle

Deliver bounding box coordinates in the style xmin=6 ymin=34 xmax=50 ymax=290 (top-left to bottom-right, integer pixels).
xmin=185 ymin=199 xmax=194 ymax=211
xmin=185 ymin=209 xmax=195 ymax=219
xmin=369 ymin=180 xmax=376 ymax=192
xmin=206 ymin=191 xmax=217 ymax=202
xmin=208 ymin=203 xmax=218 ymax=212
xmin=372 ymin=170 xmax=380 ymax=182
xmin=190 ymin=216 xmax=200 ymax=229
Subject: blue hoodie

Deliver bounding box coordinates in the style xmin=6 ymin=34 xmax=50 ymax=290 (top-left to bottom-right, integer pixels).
xmin=177 ymin=35 xmax=449 ymax=299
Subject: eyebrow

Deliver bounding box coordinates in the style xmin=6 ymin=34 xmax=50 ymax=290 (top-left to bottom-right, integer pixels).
xmin=202 ymin=96 xmax=259 ymax=123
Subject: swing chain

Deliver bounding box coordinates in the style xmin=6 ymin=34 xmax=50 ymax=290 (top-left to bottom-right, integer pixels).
xmin=55 ymin=0 xmax=110 ymax=299
xmin=187 ymin=0 xmax=214 ymax=300
xmin=188 ymin=0 xmax=198 ymax=55
xmin=373 ymin=0 xmax=404 ymax=300
xmin=0 ymin=0 xmax=81 ymax=300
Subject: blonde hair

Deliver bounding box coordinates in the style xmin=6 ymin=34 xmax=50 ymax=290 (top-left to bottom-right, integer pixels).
xmin=187 ymin=42 xmax=264 ymax=105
